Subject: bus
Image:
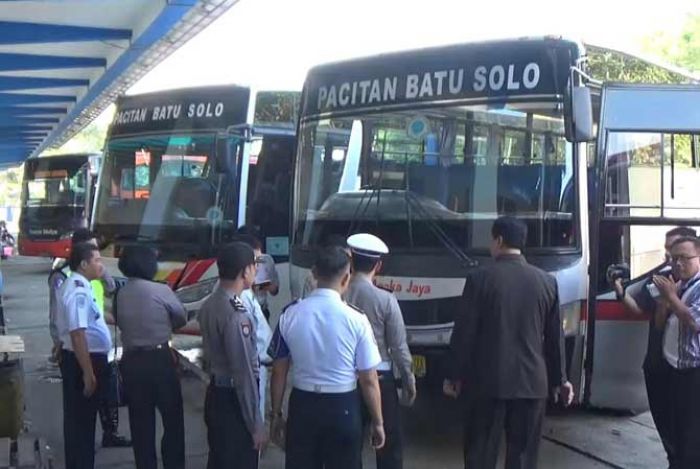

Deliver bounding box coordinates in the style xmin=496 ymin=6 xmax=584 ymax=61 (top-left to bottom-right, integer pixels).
xmin=289 ymin=36 xmax=700 ymax=409
xmin=93 ymin=85 xmax=298 ymax=314
xmin=18 ymin=153 xmax=101 ymax=258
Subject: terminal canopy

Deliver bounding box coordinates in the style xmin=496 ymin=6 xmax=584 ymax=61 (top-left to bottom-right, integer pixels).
xmin=0 ymin=0 xmax=238 ymax=168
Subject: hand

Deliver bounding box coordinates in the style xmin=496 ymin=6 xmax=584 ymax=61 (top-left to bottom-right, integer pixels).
xmin=370 ymin=421 xmax=386 ymax=449
xmin=253 ymin=427 xmax=268 ymax=452
xmin=653 ymin=275 xmax=677 ymax=301
xmin=553 ymin=381 xmax=574 ymax=407
xmin=442 ymin=379 xmax=461 ymax=399
xmin=83 ymin=371 xmax=97 ymax=397
xmin=270 ymin=415 xmax=286 ymax=450
xmin=613 ymin=278 xmax=624 ymax=297
xmin=402 ymin=377 xmax=417 ymax=407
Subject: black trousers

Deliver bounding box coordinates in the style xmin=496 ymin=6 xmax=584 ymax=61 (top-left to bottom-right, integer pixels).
xmin=204 ymin=385 xmax=258 ymax=469
xmin=671 ymin=366 xmax=700 ymax=469
xmin=362 ymin=373 xmax=403 ymax=469
xmin=645 ymin=362 xmax=678 ymax=468
xmin=98 ymin=362 xmax=120 ymax=437
xmin=286 ymin=388 xmax=362 ymax=469
xmin=463 ymin=398 xmax=546 ymax=469
xmin=59 ymin=350 xmax=109 ymax=469
xmin=120 ymin=348 xmax=185 ymax=469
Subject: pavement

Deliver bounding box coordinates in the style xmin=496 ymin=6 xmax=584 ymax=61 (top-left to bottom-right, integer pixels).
xmin=0 ymin=255 xmax=668 ymax=468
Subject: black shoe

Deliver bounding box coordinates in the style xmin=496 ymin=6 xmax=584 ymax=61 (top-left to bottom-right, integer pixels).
xmin=102 ymin=433 xmax=132 ymax=448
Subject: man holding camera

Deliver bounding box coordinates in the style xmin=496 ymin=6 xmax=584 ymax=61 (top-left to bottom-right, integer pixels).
xmin=612 ymin=226 xmax=695 ymax=469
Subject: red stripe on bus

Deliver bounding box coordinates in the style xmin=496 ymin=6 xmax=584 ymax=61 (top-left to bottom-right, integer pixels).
xmin=595 ymin=300 xmax=649 ymax=322
xmin=179 ymin=259 xmax=215 ymax=287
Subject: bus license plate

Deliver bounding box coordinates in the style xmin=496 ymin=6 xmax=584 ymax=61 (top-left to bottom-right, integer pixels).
xmin=412 ymin=355 xmax=426 ymax=378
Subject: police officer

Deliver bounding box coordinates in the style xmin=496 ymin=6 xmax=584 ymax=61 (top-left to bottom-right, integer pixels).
xmin=345 ymin=233 xmax=416 ymax=469
xmin=48 ymin=228 xmax=130 ymax=448
xmin=234 ymin=234 xmax=273 ymax=423
xmin=269 ymin=245 xmax=386 ymax=469
xmin=198 ymin=242 xmax=267 ymax=468
xmin=115 ymin=245 xmax=187 ymax=469
xmin=55 ymin=242 xmax=112 ymax=469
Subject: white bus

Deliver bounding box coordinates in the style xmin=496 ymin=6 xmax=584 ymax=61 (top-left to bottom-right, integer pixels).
xmin=289 ymin=37 xmax=700 ymax=409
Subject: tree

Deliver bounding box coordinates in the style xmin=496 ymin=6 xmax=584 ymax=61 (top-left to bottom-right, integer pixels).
xmin=642 ymin=13 xmax=700 ymax=72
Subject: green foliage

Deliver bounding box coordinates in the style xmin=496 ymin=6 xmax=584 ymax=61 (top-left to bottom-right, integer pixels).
xmin=642 ymin=14 xmax=700 ymax=72
xmin=0 ymin=167 xmax=23 ymax=207
xmin=254 ymin=91 xmax=301 ymax=127
xmin=587 ymin=45 xmax=690 ymax=84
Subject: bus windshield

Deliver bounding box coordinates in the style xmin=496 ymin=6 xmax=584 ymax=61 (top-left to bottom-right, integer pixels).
xmin=22 ymin=161 xmax=87 ymax=208
xmin=95 ymin=133 xmax=239 ymax=248
xmin=294 ymin=101 xmax=576 ymax=252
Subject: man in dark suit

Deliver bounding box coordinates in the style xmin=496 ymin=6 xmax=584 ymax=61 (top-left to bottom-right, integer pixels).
xmin=444 ymin=216 xmax=574 ymax=469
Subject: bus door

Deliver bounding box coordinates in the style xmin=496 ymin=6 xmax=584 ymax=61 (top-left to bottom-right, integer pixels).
xmin=588 ymin=84 xmax=700 ymax=410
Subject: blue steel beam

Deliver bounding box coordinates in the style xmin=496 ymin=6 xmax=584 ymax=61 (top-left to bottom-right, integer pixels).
xmin=0 ymin=21 xmax=132 ymax=45
xmin=0 ymin=53 xmax=106 ymax=71
xmin=0 ymin=131 xmax=49 ymax=137
xmin=0 ymin=106 xmax=68 ymax=116
xmin=0 ymin=125 xmax=53 ymax=131
xmin=0 ymin=116 xmax=60 ymax=125
xmin=0 ymin=93 xmax=76 ymax=104
xmin=0 ymin=76 xmax=89 ymax=90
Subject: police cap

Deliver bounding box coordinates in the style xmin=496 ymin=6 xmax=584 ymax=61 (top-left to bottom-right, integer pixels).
xmin=346 ymin=233 xmax=389 ymax=259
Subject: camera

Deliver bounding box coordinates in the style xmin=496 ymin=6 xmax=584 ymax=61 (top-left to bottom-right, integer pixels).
xmin=606 ymin=264 xmax=630 ymax=285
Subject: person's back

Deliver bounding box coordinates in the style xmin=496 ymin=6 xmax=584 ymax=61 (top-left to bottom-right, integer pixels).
xmin=280 ymin=289 xmax=372 ymax=387
xmin=467 ymin=256 xmax=558 ymax=399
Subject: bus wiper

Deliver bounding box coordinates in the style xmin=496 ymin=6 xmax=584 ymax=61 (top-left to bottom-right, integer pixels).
xmin=346 ymin=184 xmax=381 ymax=236
xmin=404 ymin=191 xmax=478 ymax=268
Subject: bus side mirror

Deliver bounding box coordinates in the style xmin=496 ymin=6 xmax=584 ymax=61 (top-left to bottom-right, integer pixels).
xmin=215 ymin=138 xmax=237 ymax=175
xmin=568 ymin=87 xmax=594 ymax=143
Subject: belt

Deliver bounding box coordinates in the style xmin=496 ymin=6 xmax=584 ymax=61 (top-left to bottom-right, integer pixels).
xmin=294 ymin=382 xmax=357 ymax=394
xmin=376 ymin=360 xmax=392 ymax=371
xmin=123 ymin=342 xmax=169 ymax=353
xmin=211 ymin=375 xmax=236 ymax=388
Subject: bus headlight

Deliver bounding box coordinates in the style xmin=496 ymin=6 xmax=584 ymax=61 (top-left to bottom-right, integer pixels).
xmin=561 ymin=302 xmax=582 ymax=337
xmin=176 ymin=278 xmax=217 ymax=304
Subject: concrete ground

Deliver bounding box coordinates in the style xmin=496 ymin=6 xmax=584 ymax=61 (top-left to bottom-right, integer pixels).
xmin=0 ymin=256 xmax=667 ymax=468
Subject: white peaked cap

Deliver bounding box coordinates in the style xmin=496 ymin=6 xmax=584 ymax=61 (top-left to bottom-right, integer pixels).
xmin=346 ymin=233 xmax=389 ymax=258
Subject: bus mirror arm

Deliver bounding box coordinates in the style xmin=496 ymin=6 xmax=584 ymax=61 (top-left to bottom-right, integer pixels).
xmin=566 ymin=66 xmax=595 ymax=143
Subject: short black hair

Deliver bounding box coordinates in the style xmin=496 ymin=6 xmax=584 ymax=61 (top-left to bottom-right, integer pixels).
xmin=218 ymin=242 xmax=255 ymax=281
xmin=671 ymin=236 xmax=700 ymax=252
xmin=69 ymin=242 xmax=99 ymax=271
xmin=118 ymin=245 xmax=158 ymax=280
xmin=233 ymin=233 xmax=263 ymax=251
xmin=351 ymin=255 xmax=379 ymax=274
xmin=72 ymin=228 xmax=96 ymax=245
xmin=314 ymin=246 xmax=351 ymax=282
xmin=491 ymin=216 xmax=527 ymax=250
xmin=667 ymin=226 xmax=697 ymax=239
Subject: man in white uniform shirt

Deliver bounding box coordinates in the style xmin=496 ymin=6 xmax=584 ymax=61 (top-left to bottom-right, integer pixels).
xmin=269 ymin=245 xmax=385 ymax=469
xmin=56 ymin=242 xmax=112 ymax=469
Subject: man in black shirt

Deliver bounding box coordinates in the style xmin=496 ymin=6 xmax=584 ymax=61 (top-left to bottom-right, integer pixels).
xmin=445 ymin=216 xmax=573 ymax=469
xmin=612 ymin=226 xmax=696 ymax=469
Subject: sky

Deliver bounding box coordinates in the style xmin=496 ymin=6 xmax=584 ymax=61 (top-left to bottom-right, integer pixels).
xmin=129 ymin=0 xmax=699 ymax=94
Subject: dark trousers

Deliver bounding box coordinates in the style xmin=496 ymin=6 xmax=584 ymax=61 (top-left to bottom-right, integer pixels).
xmin=363 ymin=373 xmax=403 ymax=469
xmin=671 ymin=366 xmax=700 ymax=469
xmin=59 ymin=350 xmax=109 ymax=469
xmin=286 ymin=388 xmax=362 ymax=469
xmin=98 ymin=362 xmax=120 ymax=438
xmin=204 ymin=385 xmax=258 ymax=469
xmin=120 ymin=348 xmax=185 ymax=469
xmin=645 ymin=363 xmax=678 ymax=468
xmin=463 ymin=398 xmax=546 ymax=469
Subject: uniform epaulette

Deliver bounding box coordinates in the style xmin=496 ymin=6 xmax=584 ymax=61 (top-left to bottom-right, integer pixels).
xmin=376 ymin=284 xmax=394 ymax=294
xmin=345 ymin=302 xmax=366 ymax=315
xmin=281 ymin=298 xmax=300 ymax=314
xmin=229 ymin=296 xmax=247 ymax=313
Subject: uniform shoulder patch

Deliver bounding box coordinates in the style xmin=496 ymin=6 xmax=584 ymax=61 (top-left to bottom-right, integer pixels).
xmin=241 ymin=322 xmax=252 ymax=338
xmin=345 ymin=302 xmax=366 ymax=315
xmin=281 ymin=299 xmax=299 ymax=314
xmin=229 ymin=296 xmax=247 ymax=313
xmin=73 ymin=279 xmax=86 ymax=288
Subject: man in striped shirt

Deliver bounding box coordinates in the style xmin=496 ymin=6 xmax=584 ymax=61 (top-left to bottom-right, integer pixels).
xmin=653 ymin=236 xmax=700 ymax=469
